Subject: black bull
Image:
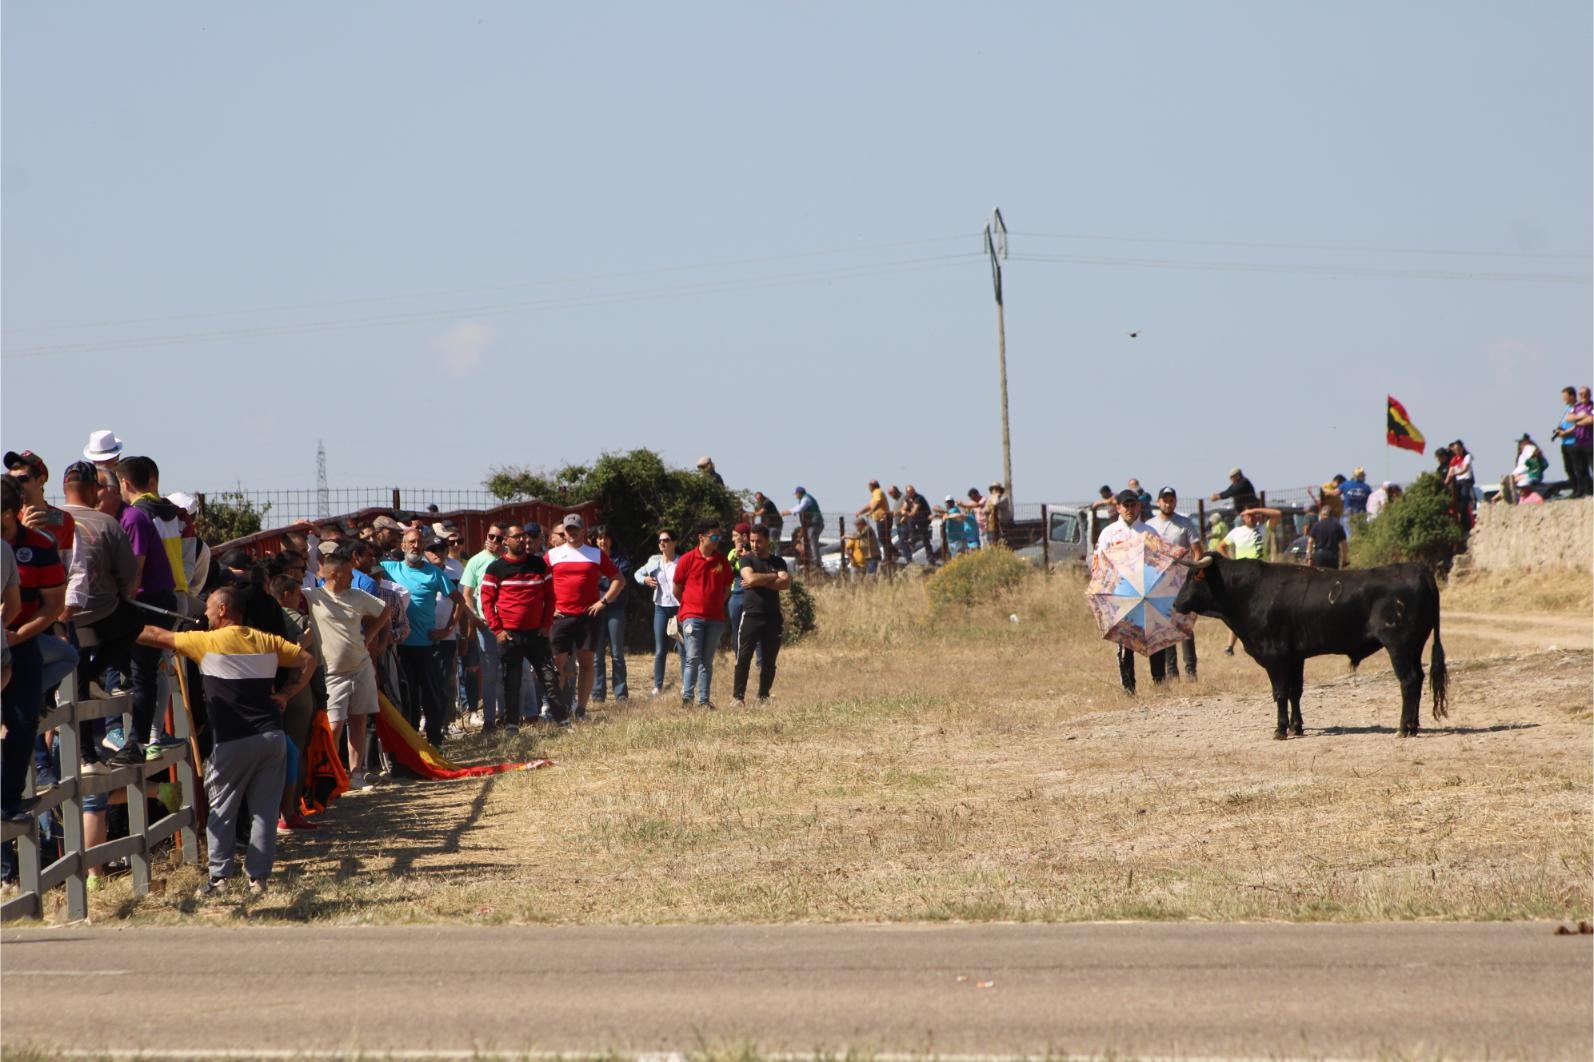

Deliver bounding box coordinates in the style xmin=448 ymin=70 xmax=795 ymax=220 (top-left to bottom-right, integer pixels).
xmin=1171 ymin=556 xmax=1448 ymax=739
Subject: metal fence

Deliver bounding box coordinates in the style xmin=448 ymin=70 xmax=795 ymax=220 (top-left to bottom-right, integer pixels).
xmin=197 ymin=487 xmax=501 ymax=527
xmin=1 ymin=671 xmax=200 ymax=923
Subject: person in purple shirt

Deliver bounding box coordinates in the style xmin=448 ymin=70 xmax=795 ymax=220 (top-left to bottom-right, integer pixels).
xmin=101 ymin=469 xmax=182 ymax=766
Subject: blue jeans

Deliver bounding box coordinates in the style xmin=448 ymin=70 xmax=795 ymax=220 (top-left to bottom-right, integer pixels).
xmin=592 ymin=603 xmax=629 ymax=700
xmin=726 ymin=591 xmax=745 ymax=652
xmin=37 ymin=634 xmax=80 ymax=694
xmin=652 ymin=605 xmax=682 ymax=690
xmin=679 ymin=618 xmax=725 ymax=705
xmin=474 ymin=626 xmax=501 ymax=727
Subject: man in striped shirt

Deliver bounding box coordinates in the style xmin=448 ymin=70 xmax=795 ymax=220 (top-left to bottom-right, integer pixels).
xmin=137 ymin=586 xmax=314 ymax=897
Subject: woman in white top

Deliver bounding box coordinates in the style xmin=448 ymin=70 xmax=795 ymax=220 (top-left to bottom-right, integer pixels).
xmin=633 ymin=529 xmax=683 ymax=696
xmin=1444 ymin=440 xmax=1476 ymax=530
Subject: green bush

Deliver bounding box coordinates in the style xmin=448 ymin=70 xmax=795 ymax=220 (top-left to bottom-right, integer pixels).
xmin=782 ymin=579 xmax=818 ymax=644
xmin=1347 ymin=473 xmax=1465 ymax=570
xmin=486 ymin=449 xmax=746 ymax=649
xmin=198 ymin=492 xmax=271 ymax=547
xmin=924 ymin=546 xmax=1029 ymax=611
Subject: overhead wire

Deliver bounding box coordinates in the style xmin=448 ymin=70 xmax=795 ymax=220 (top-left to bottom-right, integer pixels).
xmin=1011 ymin=230 xmax=1591 ymax=261
xmin=5 ymin=252 xmax=983 ymax=360
xmin=1007 ymin=251 xmax=1588 ymax=285
xmin=1 ymin=233 xmax=975 ymax=336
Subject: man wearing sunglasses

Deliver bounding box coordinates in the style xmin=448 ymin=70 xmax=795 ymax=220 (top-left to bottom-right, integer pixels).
xmin=479 ymin=524 xmax=570 ymax=728
xmin=458 ymin=523 xmax=507 ymax=730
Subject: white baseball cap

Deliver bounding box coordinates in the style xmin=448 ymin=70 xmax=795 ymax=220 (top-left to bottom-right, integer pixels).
xmin=84 ymin=430 xmax=124 ymax=463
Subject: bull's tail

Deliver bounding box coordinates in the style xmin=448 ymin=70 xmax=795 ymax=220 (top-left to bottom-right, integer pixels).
xmin=1430 ymin=609 xmax=1449 ymax=721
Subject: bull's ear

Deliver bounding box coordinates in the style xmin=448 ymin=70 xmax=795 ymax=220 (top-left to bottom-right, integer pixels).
xmin=1194 ymin=568 xmax=1206 ymax=581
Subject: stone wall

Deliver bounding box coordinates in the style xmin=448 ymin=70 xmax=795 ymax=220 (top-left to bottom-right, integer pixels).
xmin=1462 ymin=497 xmax=1592 ymax=573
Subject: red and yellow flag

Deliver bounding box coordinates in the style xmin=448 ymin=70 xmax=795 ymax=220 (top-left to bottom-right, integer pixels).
xmin=1387 ymin=395 xmax=1426 ymax=453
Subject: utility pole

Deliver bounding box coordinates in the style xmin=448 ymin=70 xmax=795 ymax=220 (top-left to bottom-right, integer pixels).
xmin=983 ymin=207 xmax=1012 ymax=499
xmin=316 ymin=440 xmax=330 ymax=519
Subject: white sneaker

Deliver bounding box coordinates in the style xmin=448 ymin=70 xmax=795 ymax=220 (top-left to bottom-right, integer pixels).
xmin=650 ymin=686 xmax=662 ymax=697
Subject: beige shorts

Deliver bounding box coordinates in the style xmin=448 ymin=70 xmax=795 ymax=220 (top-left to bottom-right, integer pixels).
xmin=325 ymin=661 xmax=379 ymax=723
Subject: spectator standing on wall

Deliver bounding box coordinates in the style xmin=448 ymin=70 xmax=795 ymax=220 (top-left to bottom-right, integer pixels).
xmin=938 ymin=496 xmax=969 ymax=557
xmin=634 ymin=529 xmax=683 ymax=696
xmin=696 ymin=456 xmax=725 ymax=487
xmin=985 ymin=483 xmax=1012 ymax=546
xmin=671 ymin=519 xmax=734 ymax=709
xmin=1209 ymin=467 xmax=1259 ymax=516
xmin=845 ymin=516 xmax=881 ymax=575
xmin=1444 ymin=440 xmax=1476 ymax=533
xmin=749 ymin=491 xmax=783 ymax=541
xmin=784 ymin=487 xmax=823 ymax=573
xmin=856 ymin=480 xmax=892 ymax=566
xmin=1551 ymin=386 xmax=1591 ymax=498
xmin=1341 ymin=467 xmax=1372 ymax=526
xmin=900 ymin=485 xmax=933 ymax=565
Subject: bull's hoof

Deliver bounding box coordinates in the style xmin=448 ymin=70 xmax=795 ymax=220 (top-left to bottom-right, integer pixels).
xmin=1397 ymin=728 xmax=1411 ymax=738
xmin=1273 ymin=729 xmax=1288 ymax=741
xmin=1290 ymin=725 xmax=1304 ymax=737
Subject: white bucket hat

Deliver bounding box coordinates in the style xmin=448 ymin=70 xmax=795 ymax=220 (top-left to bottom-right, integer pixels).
xmin=83 ymin=429 xmax=124 ymax=463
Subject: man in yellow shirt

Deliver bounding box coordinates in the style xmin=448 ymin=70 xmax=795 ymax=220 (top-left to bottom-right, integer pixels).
xmin=855 ymin=479 xmax=891 ymax=567
xmin=137 ymin=586 xmax=314 ymax=898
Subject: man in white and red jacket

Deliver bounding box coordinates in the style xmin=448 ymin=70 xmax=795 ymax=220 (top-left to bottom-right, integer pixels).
xmin=477 ymin=522 xmax=571 ymax=729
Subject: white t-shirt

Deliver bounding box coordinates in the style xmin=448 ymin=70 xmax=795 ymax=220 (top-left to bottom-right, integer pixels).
xmin=1223 ymin=524 xmax=1267 ymax=560
xmin=305 ymin=584 xmax=386 ymax=674
xmin=1095 ymin=519 xmax=1153 ymax=554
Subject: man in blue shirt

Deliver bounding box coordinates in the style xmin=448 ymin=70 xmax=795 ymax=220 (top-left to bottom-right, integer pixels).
xmin=380 ymin=527 xmax=472 ymax=746
xmin=1340 ymin=467 xmax=1372 ymax=536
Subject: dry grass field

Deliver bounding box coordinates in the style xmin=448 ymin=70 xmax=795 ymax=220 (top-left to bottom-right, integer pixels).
xmin=81 ymin=564 xmax=1591 ymax=926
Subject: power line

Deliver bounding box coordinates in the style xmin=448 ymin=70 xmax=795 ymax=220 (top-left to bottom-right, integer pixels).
xmin=1007 ymin=252 xmax=1589 ymax=285
xmin=0 ymin=234 xmax=974 ymax=336
xmin=1011 ymin=230 xmax=1592 ymax=261
xmin=4 ymin=252 xmax=982 ymax=360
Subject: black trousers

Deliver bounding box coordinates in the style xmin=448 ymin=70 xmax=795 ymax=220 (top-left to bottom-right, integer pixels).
xmin=1153 ymin=638 xmax=1197 ymax=681
xmin=1565 ymin=444 xmax=1593 ymax=498
xmin=396 ymin=644 xmax=448 ymax=745
xmin=128 ymin=590 xmax=177 ymax=744
xmin=1 ymin=638 xmax=43 ymax=815
xmin=733 ymin=612 xmax=782 ymax=700
xmin=499 ymin=630 xmax=569 ymax=725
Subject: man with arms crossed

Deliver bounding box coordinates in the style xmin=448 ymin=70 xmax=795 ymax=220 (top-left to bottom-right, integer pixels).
xmin=731 ymin=524 xmax=791 ymax=707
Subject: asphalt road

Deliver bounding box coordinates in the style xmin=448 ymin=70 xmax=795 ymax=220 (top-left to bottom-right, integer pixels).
xmin=3 ymin=922 xmax=1589 ymax=1059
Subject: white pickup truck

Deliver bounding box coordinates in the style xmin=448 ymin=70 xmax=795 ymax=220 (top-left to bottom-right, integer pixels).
xmin=1014 ymin=503 xmax=1113 ymax=571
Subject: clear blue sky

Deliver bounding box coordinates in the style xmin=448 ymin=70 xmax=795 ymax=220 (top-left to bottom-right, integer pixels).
xmin=4 ymin=1 xmax=1589 ymax=516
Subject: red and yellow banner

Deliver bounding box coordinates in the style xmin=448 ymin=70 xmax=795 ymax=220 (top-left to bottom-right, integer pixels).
xmin=374 ymin=694 xmax=554 ymax=780
xmin=1387 ymin=395 xmax=1426 ymax=453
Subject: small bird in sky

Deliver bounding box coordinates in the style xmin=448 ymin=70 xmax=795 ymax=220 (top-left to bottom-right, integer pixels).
xmin=1127 ymin=331 xmax=1140 ymax=339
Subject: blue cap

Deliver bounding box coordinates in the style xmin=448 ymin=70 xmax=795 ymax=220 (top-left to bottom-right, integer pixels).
xmin=524 ymin=521 xmax=542 ymax=535
xmin=794 ymin=486 xmax=806 ymax=494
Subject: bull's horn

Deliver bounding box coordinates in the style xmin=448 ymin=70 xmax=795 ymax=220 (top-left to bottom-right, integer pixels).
xmin=1177 ymin=554 xmax=1215 ymax=569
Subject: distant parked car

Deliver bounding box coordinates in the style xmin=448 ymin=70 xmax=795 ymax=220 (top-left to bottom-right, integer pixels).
xmin=1014 ymin=504 xmax=1108 ymax=571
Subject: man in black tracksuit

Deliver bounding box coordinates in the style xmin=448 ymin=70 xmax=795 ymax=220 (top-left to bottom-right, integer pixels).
xmin=731 ymin=525 xmax=791 ymax=706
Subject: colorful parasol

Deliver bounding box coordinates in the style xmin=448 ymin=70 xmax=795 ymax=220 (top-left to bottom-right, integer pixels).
xmin=1085 ymin=531 xmax=1196 ymax=655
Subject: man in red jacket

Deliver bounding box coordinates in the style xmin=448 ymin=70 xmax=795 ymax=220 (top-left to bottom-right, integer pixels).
xmin=477 ymin=523 xmax=570 ymax=729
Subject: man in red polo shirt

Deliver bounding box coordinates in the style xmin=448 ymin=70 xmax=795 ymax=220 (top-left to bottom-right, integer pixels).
xmin=670 ymin=518 xmax=734 ymax=708
xmin=543 ymin=513 xmax=622 ymax=719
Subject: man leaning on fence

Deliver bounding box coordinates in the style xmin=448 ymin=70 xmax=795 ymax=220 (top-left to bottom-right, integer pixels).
xmin=138 ymin=586 xmax=314 ymax=898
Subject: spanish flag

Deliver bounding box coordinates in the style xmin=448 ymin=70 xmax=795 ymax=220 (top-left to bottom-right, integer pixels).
xmin=1387 ymin=395 xmax=1426 ymax=453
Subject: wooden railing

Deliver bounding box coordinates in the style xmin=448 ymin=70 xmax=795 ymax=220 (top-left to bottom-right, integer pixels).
xmin=1 ymin=671 xmax=200 ymax=922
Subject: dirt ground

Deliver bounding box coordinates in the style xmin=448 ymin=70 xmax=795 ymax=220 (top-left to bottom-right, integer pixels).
xmin=76 ymin=573 xmax=1593 ymax=926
